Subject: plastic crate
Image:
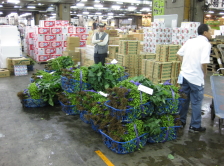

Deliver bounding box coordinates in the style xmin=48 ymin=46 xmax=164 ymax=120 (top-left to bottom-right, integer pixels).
xmin=27 ymin=65 xmax=34 ymax=71
xmin=155 ymin=98 xmax=183 ymax=115
xmin=148 ymin=126 xmax=181 ymax=143
xmin=80 ymin=111 xmax=91 ymax=124
xmin=104 ymin=101 xmax=154 ymax=122
xmin=44 ymin=69 xmax=55 ymax=73
xmin=59 ymin=100 xmax=79 ymax=115
xmin=22 ymin=99 xmax=47 ymax=108
xmin=90 ymin=120 xmax=100 ymax=133
xmin=30 ymin=78 xmax=34 ymax=83
xmin=117 ymin=72 xmax=129 ymax=82
xmin=99 ymin=130 xmax=148 ymax=154
xmin=61 ymin=76 xmax=91 ymax=93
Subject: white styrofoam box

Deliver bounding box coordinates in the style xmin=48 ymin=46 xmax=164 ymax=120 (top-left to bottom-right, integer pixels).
xmin=36 ymin=48 xmax=45 ymax=55
xmin=172 ymin=28 xmax=182 ymax=34
xmin=28 ymin=38 xmax=34 ymax=45
xmin=39 ymin=20 xmax=55 ymax=27
xmin=51 ymin=41 xmax=62 ymax=47
xmin=151 ymin=22 xmax=159 ymax=28
xmin=0 ymin=26 xmax=20 ymax=46
xmin=29 ymin=50 xmax=34 ymax=57
xmin=80 ymin=40 xmax=86 ymax=47
xmin=63 ymin=47 xmax=67 ymax=51
xmin=26 ymin=26 xmax=35 ymax=33
xmin=189 ymin=28 xmax=198 ymax=35
xmin=36 ymin=27 xmax=50 ymax=34
xmin=56 ymin=47 xmax=62 ymax=54
xmin=166 ymin=33 xmax=172 ymax=39
xmin=44 ymin=35 xmax=56 ymax=41
xmin=35 ymin=34 xmax=44 ymax=41
xmin=63 ymin=41 xmax=67 ymax=47
xmin=62 ymin=34 xmax=69 ymax=41
xmin=166 ymin=38 xmax=171 ymax=43
xmin=45 ymin=48 xmax=57 ymax=54
xmin=55 ymin=20 xmax=62 ymax=27
xmin=181 ymin=22 xmax=200 ymax=29
xmin=164 ymin=28 xmax=172 ymax=33
xmin=28 ymin=32 xmax=34 ymax=38
xmin=56 ymin=34 xmax=63 ymax=41
xmin=14 ymin=65 xmax=28 ymax=76
xmin=61 ymin=20 xmax=70 ymax=26
xmin=36 ymin=55 xmax=51 ymax=62
xmin=50 ymin=27 xmax=62 ymax=34
xmin=75 ymin=27 xmax=87 ymax=34
xmin=62 ymin=27 xmax=68 ymax=34
xmin=62 ymin=26 xmax=74 ymax=34
xmin=51 ymin=54 xmax=62 ymax=59
xmin=69 ymin=34 xmax=79 ymax=37
xmin=29 ymin=44 xmax=34 ymax=50
xmin=189 ymin=35 xmax=197 ymax=39
xmin=36 ymin=41 xmax=51 ymax=48
xmin=181 ymin=28 xmax=190 ymax=35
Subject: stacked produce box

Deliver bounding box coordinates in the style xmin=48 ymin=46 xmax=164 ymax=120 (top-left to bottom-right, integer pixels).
xmin=24 ymin=20 xmax=88 ymax=62
xmin=155 ymin=44 xmax=180 ymax=62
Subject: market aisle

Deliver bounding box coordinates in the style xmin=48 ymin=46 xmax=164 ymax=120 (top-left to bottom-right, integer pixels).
xmin=0 ymin=65 xmax=224 ymax=166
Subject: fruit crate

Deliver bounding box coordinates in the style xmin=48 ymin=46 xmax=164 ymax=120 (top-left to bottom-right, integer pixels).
xmin=99 ymin=130 xmax=148 ymax=154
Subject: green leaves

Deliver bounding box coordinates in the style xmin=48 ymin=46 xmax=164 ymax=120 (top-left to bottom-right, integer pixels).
xmin=168 ymin=154 xmax=175 ymax=160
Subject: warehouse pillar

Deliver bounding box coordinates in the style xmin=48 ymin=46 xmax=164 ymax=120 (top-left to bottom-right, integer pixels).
xmin=57 ymin=4 xmax=71 ymax=21
xmin=153 ymin=0 xmax=205 ymax=26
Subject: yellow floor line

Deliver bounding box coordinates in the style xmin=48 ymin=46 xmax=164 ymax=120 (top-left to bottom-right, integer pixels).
xmin=204 ymin=94 xmax=213 ymax=98
xmin=95 ymin=150 xmax=115 ymax=166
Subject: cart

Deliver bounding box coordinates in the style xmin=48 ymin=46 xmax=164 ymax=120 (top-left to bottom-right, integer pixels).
xmin=210 ymin=68 xmax=224 ymax=129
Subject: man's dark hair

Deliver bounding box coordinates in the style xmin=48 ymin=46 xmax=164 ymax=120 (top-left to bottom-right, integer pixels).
xmin=197 ymin=24 xmax=209 ymax=35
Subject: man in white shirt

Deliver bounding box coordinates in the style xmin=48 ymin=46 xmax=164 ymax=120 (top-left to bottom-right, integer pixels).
xmin=177 ymin=24 xmax=212 ymax=132
xmin=92 ymin=23 xmax=109 ymax=65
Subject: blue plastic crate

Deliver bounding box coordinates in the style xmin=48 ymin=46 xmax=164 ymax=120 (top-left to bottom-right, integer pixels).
xmin=22 ymin=99 xmax=47 ymax=108
xmin=59 ymin=100 xmax=79 ymax=115
xmin=148 ymin=126 xmax=181 ymax=143
xmin=90 ymin=119 xmax=100 ymax=133
xmin=155 ymin=98 xmax=185 ymax=115
xmin=99 ymin=130 xmax=148 ymax=154
xmin=104 ymin=101 xmax=154 ymax=122
xmin=30 ymin=78 xmax=34 ymax=83
xmin=61 ymin=76 xmax=91 ymax=93
xmin=80 ymin=111 xmax=91 ymax=124
xmin=44 ymin=69 xmax=55 ymax=73
xmin=27 ymin=65 xmax=34 ymax=71
xmin=117 ymin=72 xmax=129 ymax=82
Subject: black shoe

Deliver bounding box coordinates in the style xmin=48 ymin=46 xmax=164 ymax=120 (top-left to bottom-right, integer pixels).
xmin=181 ymin=121 xmax=186 ymax=128
xmin=189 ymin=126 xmax=206 ymax=132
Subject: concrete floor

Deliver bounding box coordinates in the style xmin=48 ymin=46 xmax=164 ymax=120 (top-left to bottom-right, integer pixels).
xmin=0 ymin=64 xmax=224 ymax=166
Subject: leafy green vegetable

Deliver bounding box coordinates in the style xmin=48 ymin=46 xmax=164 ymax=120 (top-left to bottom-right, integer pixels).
xmin=28 ymin=83 xmax=41 ymax=99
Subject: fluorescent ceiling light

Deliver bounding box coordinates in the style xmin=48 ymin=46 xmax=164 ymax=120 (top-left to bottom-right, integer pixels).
xmin=128 ymin=6 xmax=136 ymax=11
xmin=83 ymin=11 xmax=89 ymax=14
xmin=38 ymin=3 xmax=41 ymax=6
xmin=119 ymin=14 xmax=125 ymax=16
xmin=86 ymin=6 xmax=94 ymax=9
xmin=94 ymin=4 xmax=103 ymax=8
xmin=141 ymin=7 xmax=151 ymax=11
xmin=99 ymin=7 xmax=108 ymax=10
xmin=128 ymin=18 xmax=132 ymax=20
xmin=27 ymin=6 xmax=36 ymax=8
xmin=51 ymin=13 xmax=56 ymax=15
xmin=0 ymin=12 xmax=3 ymax=14
xmin=117 ymin=1 xmax=123 ymax=4
xmin=77 ymin=14 xmax=82 ymax=16
xmin=81 ymin=0 xmax=87 ymax=1
xmin=112 ymin=5 xmax=120 ymax=9
xmin=136 ymin=12 xmax=142 ymax=14
xmin=220 ymin=12 xmax=224 ymax=14
xmin=208 ymin=11 xmax=214 ymax=13
xmin=7 ymin=0 xmax=20 ymax=4
xmin=95 ymin=0 xmax=100 ymax=2
xmin=108 ymin=13 xmax=114 ymax=16
xmin=71 ymin=6 xmax=77 ymax=8
xmin=14 ymin=5 xmax=20 ymax=8
xmin=95 ymin=12 xmax=102 ymax=15
xmin=76 ymin=3 xmax=84 ymax=7
xmin=222 ymin=16 xmax=224 ymax=18
xmin=206 ymin=15 xmax=211 ymax=17
xmin=0 ymin=5 xmax=2 ymax=7
xmin=70 ymin=11 xmax=72 ymax=13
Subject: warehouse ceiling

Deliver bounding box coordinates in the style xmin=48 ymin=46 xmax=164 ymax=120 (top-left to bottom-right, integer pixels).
xmin=0 ymin=0 xmax=152 ymax=17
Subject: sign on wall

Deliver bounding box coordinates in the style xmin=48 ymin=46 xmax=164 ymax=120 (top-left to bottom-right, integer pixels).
xmin=153 ymin=0 xmax=165 ymax=16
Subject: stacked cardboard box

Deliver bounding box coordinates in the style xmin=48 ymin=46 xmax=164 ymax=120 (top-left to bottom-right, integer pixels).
xmin=118 ymin=40 xmax=140 ymax=55
xmin=108 ymin=45 xmax=119 ymax=59
xmin=117 ymin=54 xmax=124 ymax=66
xmin=105 ymin=57 xmax=113 ymax=63
xmin=66 ymin=37 xmax=80 ymax=51
xmin=24 ymin=20 xmax=88 ymax=62
xmin=172 ymin=22 xmax=200 ymax=45
xmin=6 ymin=57 xmax=30 ymax=75
xmin=0 ymin=69 xmax=10 ymax=77
xmin=108 ymin=30 xmax=118 ymax=37
xmin=156 ymin=45 xmax=180 ymax=62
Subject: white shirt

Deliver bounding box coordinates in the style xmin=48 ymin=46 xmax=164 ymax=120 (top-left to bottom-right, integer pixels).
xmin=177 ymin=35 xmax=211 ymax=86
xmin=92 ymin=32 xmax=109 ymax=46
